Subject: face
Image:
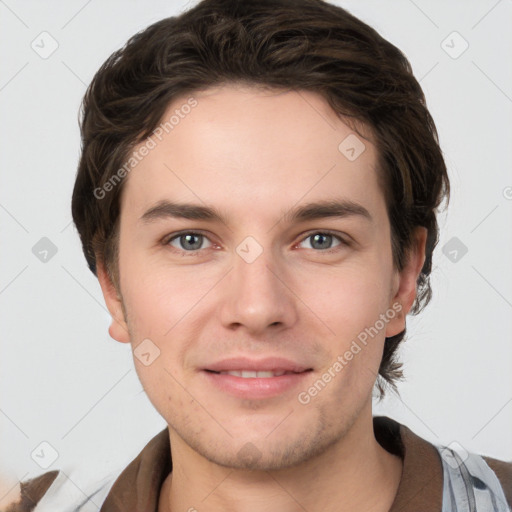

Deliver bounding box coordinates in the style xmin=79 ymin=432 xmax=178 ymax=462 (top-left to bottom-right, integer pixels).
xmin=99 ymin=84 xmax=425 ymax=471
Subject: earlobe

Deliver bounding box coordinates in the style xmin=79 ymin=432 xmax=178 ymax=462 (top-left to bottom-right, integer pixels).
xmin=96 ymin=261 xmax=130 ymax=344
xmin=385 ymin=227 xmax=428 ymax=338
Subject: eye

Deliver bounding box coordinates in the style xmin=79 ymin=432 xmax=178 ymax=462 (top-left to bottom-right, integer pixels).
xmin=297 ymin=231 xmax=347 ymax=251
xmin=166 ymin=232 xmax=213 ymax=253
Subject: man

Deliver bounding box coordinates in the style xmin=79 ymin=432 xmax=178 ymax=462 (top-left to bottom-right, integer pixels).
xmin=8 ymin=0 xmax=511 ymax=510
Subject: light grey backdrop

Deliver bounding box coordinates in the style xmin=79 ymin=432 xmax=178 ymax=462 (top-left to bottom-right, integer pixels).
xmin=1 ymin=0 xmax=511 ymax=490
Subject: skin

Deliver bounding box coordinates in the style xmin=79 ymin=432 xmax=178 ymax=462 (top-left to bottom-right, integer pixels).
xmin=98 ymin=84 xmax=426 ymax=512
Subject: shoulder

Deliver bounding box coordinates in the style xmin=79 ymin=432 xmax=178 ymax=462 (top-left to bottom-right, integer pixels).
xmin=436 ymin=443 xmax=512 ymax=511
xmin=484 ymin=456 xmax=512 ymax=509
xmin=4 ymin=467 xmax=120 ymax=512
xmin=1 ymin=470 xmax=59 ymax=511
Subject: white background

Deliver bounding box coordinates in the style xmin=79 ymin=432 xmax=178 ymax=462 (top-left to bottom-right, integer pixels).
xmin=1 ymin=0 xmax=511 ymax=491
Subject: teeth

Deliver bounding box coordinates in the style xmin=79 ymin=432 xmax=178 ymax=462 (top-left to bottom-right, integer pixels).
xmin=219 ymin=370 xmax=287 ymax=378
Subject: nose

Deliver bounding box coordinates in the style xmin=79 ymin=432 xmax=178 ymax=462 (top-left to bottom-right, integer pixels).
xmin=218 ymin=245 xmax=298 ymax=335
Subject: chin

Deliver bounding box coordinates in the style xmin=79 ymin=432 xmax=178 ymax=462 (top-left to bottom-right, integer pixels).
xmin=181 ymin=416 xmax=340 ymax=472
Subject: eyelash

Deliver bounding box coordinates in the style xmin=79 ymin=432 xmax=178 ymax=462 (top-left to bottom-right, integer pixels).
xmin=162 ymin=230 xmax=350 ymax=257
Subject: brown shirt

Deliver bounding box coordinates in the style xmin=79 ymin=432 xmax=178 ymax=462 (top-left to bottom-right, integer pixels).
xmin=10 ymin=416 xmax=512 ymax=511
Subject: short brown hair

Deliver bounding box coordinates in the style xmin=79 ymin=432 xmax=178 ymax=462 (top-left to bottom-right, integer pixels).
xmin=71 ymin=0 xmax=450 ymax=397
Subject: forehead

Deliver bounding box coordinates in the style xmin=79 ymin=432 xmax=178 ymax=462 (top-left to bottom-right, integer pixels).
xmin=120 ymin=85 xmax=384 ymax=224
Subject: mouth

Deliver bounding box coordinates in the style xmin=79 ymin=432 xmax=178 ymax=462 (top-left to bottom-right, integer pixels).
xmin=201 ymin=359 xmax=313 ymax=399
xmin=204 ymin=356 xmax=312 ymax=374
xmin=204 ymin=369 xmax=310 ymax=378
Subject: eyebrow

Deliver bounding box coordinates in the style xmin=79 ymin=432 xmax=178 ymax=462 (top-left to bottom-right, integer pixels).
xmin=139 ymin=199 xmax=372 ymax=226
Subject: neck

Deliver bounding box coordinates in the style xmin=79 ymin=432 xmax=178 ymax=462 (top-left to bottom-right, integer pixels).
xmin=159 ymin=407 xmax=402 ymax=512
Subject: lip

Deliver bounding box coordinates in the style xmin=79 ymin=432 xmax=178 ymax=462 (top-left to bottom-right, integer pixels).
xmin=202 ymin=357 xmax=313 ymax=399
xmin=204 ymin=356 xmax=311 ymax=373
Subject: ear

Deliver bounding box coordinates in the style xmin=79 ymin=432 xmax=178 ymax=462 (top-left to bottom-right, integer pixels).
xmin=385 ymin=226 xmax=428 ymax=338
xmin=97 ymin=261 xmax=130 ymax=344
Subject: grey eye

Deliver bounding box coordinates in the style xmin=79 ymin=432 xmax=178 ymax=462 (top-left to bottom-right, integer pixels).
xmin=301 ymin=233 xmax=342 ymax=251
xmin=169 ymin=233 xmax=211 ymax=251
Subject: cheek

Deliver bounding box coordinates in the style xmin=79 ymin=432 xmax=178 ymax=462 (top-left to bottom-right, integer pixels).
xmin=132 ymin=356 xmax=194 ymax=427
xmin=119 ymin=252 xmax=210 ymax=335
xmin=293 ymin=256 xmax=394 ymax=339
